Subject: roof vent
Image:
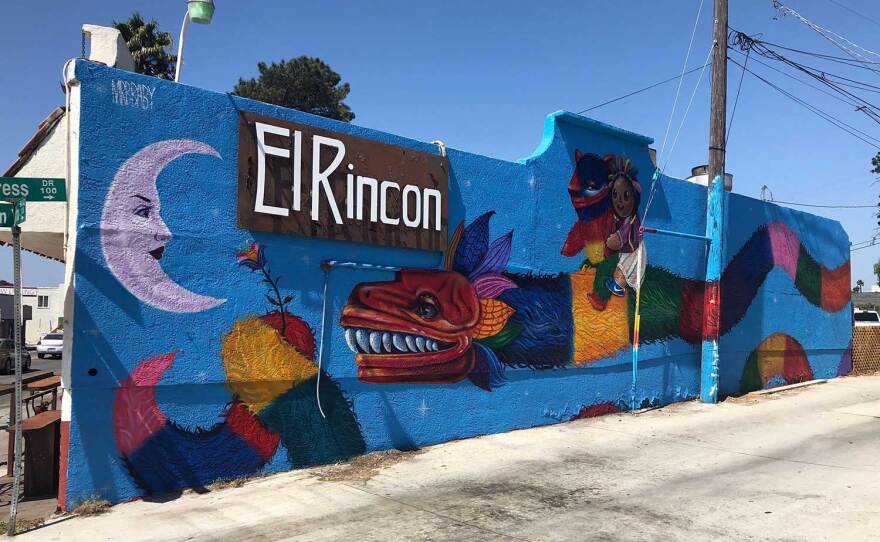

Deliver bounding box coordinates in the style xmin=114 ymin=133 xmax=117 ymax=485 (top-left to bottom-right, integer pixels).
xmin=686 ymin=165 xmax=733 ymax=192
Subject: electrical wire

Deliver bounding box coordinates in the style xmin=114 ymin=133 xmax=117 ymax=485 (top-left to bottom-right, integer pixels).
xmin=726 ymin=47 xmax=750 ymax=143
xmin=657 ymin=0 xmax=706 ymax=163
xmin=729 ymin=47 xmax=863 ymax=107
xmin=827 ymin=0 xmax=880 ymax=31
xmin=852 ymin=238 xmax=877 ymax=248
xmin=575 ymin=64 xmax=709 ymax=114
xmin=742 ymin=33 xmax=880 ymax=66
xmin=661 ymin=43 xmax=714 ymax=172
xmin=773 ymin=0 xmax=880 ymax=64
xmin=769 ymin=199 xmax=877 ymax=209
xmin=852 ymin=242 xmax=878 ymax=251
xmin=730 ymin=31 xmax=880 ymax=123
xmin=643 ymin=0 xmax=710 ymax=226
xmin=729 ymin=56 xmax=880 ymax=148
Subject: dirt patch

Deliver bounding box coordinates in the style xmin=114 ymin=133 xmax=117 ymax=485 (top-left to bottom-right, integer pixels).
xmin=71 ymin=498 xmax=111 ymax=516
xmin=207 ymin=473 xmax=268 ymax=491
xmin=723 ymin=383 xmax=818 ymax=406
xmin=317 ymin=449 xmax=424 ymax=483
xmin=0 ymin=516 xmax=46 ymax=535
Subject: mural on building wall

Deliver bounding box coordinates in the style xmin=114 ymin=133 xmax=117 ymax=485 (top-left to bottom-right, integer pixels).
xmin=561 ymin=153 xmax=647 ymax=312
xmin=739 ymin=333 xmax=813 ymax=394
xmin=113 ymin=243 xmax=364 ymax=494
xmin=66 ymin=62 xmax=852 ymax=508
xmin=340 ymin=171 xmax=851 ymax=390
xmin=100 ymin=139 xmax=226 ymax=313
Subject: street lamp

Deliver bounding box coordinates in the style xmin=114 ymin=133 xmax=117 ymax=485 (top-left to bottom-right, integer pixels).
xmin=174 ymin=0 xmax=215 ymax=82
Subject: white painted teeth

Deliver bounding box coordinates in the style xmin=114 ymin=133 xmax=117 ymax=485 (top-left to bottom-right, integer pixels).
xmin=344 ymin=327 xmax=450 ymax=355
xmin=345 ymin=328 xmax=358 ymax=353
xmin=356 ymin=329 xmax=370 ymax=353
xmin=369 ymin=331 xmax=382 ymax=353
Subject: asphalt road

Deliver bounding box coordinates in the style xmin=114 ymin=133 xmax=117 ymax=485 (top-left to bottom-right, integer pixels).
xmin=27 ymin=354 xmax=62 ymax=377
xmin=21 ymin=374 xmax=880 ymax=541
xmin=0 ymin=354 xmax=61 ymax=426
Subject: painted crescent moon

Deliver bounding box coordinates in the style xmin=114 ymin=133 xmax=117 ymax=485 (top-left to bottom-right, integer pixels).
xmin=101 ymin=139 xmax=226 ymax=313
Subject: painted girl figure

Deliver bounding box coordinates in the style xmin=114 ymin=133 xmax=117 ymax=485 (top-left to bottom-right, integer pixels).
xmin=588 ymin=156 xmax=646 ymax=310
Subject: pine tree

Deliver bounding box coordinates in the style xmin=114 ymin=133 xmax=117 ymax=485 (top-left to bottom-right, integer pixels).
xmin=232 ymin=57 xmax=355 ymax=122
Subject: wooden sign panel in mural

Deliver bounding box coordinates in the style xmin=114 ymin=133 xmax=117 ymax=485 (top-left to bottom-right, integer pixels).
xmin=237 ymin=113 xmax=449 ymax=251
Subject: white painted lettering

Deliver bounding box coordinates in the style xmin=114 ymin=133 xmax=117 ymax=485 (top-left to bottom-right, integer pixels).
xmin=346 ymin=173 xmax=355 ymax=219
xmin=423 ymin=188 xmax=442 ymax=231
xmin=311 ymin=135 xmax=345 ymax=224
xmin=402 ymin=185 xmax=421 ymax=227
xmin=255 ymin=122 xmax=290 ymax=217
xmin=380 ymin=181 xmax=400 ymax=225
xmin=356 ymin=176 xmax=378 ymax=222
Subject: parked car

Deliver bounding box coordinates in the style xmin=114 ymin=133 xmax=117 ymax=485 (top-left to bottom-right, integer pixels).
xmin=0 ymin=339 xmax=31 ymax=374
xmin=36 ymin=332 xmax=64 ymax=359
xmin=854 ymin=309 xmax=880 ymax=327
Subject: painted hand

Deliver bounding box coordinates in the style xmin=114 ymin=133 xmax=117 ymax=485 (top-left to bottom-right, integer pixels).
xmin=606 ymin=234 xmax=621 ymax=251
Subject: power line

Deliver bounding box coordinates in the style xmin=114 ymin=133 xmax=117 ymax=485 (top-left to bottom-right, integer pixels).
xmin=660 ymin=44 xmax=713 ymax=172
xmin=575 ymin=63 xmax=709 ymax=114
xmin=657 ymin=0 xmax=706 ymax=163
xmin=852 ymin=242 xmax=878 ymax=252
xmin=827 ymin=0 xmax=880 ymax=30
xmin=726 ymin=47 xmax=750 ymax=143
xmin=730 ymin=32 xmax=880 ymax=123
xmin=728 ymin=47 xmax=862 ymax=107
xmin=729 ymin=56 xmax=880 ymax=148
xmin=770 ymin=199 xmax=877 ymax=209
xmin=744 ymin=34 xmax=880 ymax=66
xmin=773 ymin=0 xmax=880 ymax=66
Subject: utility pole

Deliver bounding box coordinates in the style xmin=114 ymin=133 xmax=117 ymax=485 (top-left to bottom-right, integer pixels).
xmin=701 ymin=0 xmax=728 ymax=404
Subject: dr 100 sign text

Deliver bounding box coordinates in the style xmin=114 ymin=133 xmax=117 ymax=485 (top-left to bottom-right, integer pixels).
xmin=237 ymin=113 xmax=448 ymax=251
xmin=0 ymin=177 xmax=67 ymax=202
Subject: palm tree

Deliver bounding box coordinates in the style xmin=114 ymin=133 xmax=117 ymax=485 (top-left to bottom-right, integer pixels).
xmin=112 ymin=13 xmax=176 ymax=79
xmin=875 ymin=260 xmax=880 ymax=289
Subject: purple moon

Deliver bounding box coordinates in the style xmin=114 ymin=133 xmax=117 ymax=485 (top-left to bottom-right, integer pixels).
xmin=100 ymin=139 xmax=226 ymax=313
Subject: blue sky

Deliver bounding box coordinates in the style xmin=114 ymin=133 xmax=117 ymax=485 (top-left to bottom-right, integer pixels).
xmin=2 ymin=0 xmax=879 ymax=286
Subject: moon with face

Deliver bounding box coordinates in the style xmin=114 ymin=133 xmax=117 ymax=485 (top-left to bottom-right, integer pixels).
xmin=100 ymin=139 xmax=225 ymax=313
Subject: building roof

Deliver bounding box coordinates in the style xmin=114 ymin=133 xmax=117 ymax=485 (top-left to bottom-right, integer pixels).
xmin=0 ymin=106 xmax=67 ymax=262
xmin=853 ymin=291 xmax=880 ymax=307
xmin=3 ymin=107 xmax=65 ymax=177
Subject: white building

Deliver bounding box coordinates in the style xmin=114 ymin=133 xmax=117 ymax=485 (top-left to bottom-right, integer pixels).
xmin=0 ymin=284 xmax=64 ymax=344
xmin=26 ymin=284 xmax=64 ymax=344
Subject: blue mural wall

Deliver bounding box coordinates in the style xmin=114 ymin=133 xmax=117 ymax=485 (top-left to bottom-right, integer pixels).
xmin=62 ymin=61 xmax=852 ymax=506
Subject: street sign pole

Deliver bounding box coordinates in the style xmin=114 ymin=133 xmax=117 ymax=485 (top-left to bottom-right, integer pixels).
xmin=6 ymin=220 xmax=23 ymax=536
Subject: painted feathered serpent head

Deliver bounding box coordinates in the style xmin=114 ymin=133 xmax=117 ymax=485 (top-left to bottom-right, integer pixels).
xmin=341 ymin=212 xmax=516 ymax=389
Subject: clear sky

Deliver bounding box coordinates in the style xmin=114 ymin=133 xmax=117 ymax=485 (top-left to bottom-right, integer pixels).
xmin=2 ymin=0 xmax=879 ymax=287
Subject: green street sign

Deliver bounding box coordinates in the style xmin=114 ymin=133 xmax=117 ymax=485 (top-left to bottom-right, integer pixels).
xmin=0 ymin=201 xmax=25 ymax=227
xmin=0 ymin=177 xmax=66 ymax=202
xmin=14 ymin=199 xmax=25 ymax=224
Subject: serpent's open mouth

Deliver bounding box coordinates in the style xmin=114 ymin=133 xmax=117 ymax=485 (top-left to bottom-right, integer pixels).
xmin=339 ymin=268 xmax=480 ymax=384
xmin=343 ymin=327 xmax=456 ymax=355
xmin=149 ymin=246 xmax=165 ymax=260
xmin=340 ymin=308 xmax=475 ymax=384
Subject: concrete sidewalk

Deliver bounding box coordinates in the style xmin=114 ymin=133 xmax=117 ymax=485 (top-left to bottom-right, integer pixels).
xmin=21 ymin=375 xmax=880 ymax=541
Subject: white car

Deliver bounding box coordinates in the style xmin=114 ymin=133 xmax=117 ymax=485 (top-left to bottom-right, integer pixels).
xmin=854 ymin=309 xmax=880 ymax=327
xmin=36 ymin=332 xmax=63 ymax=358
